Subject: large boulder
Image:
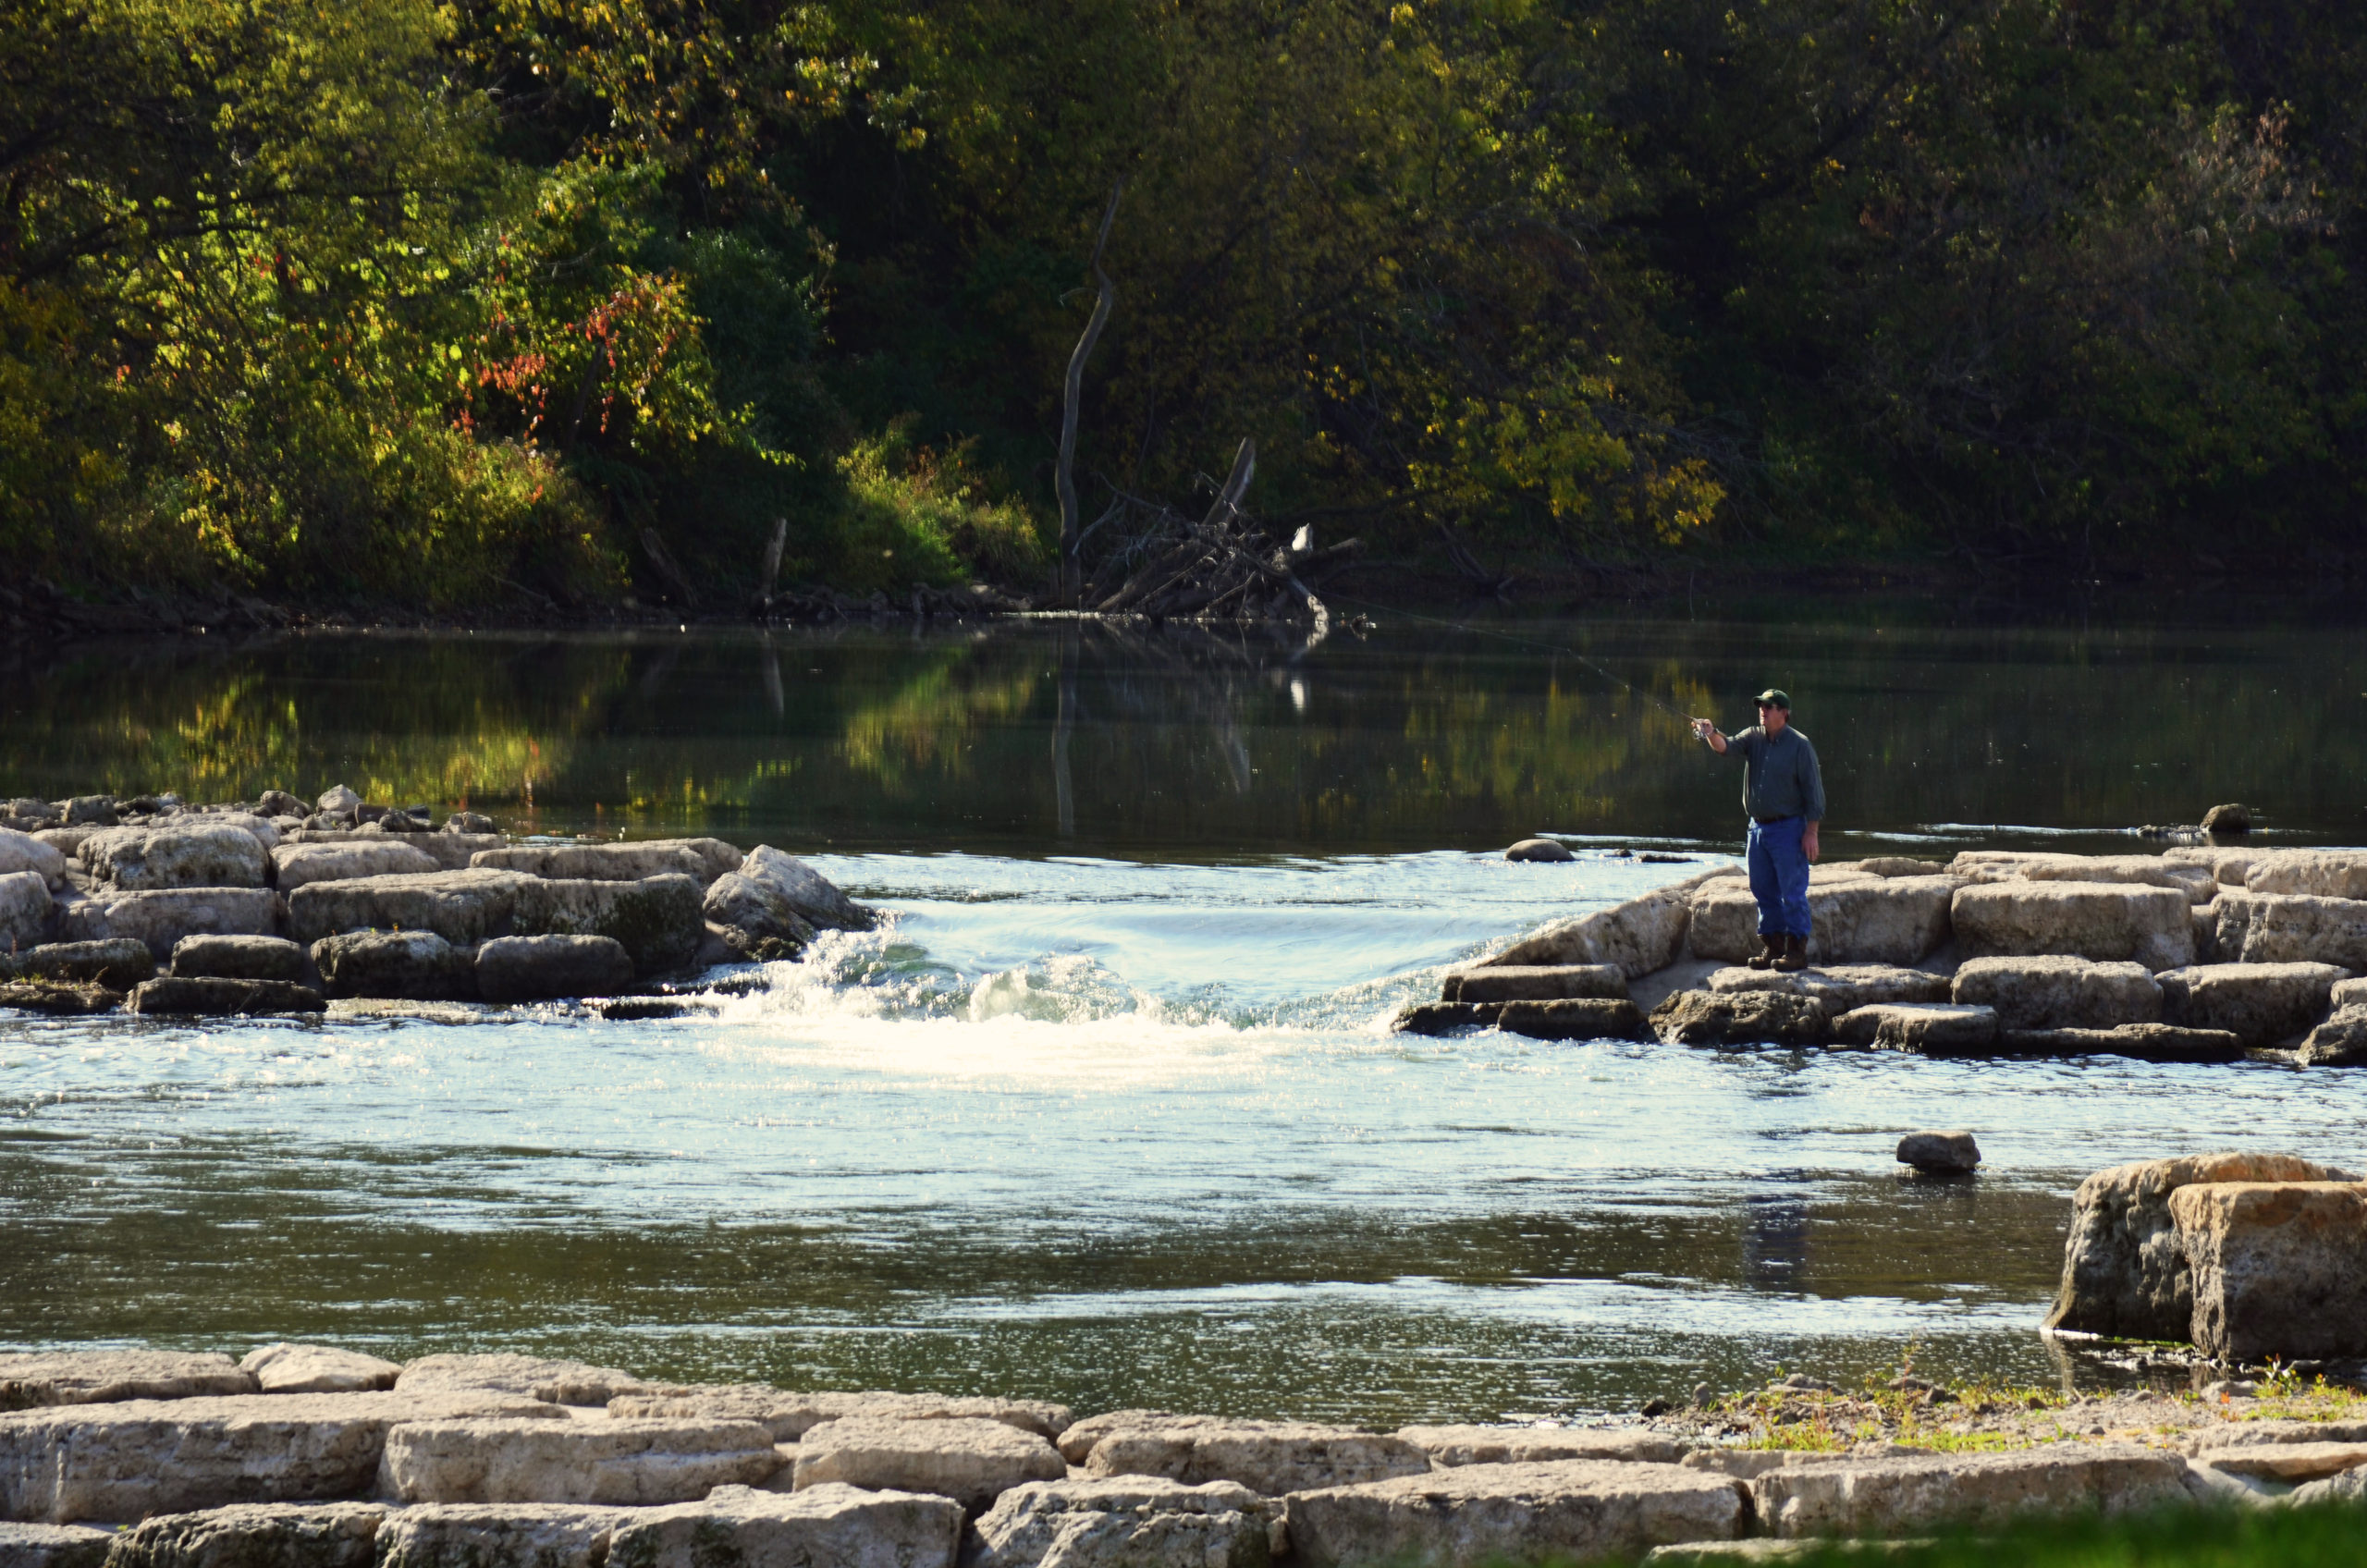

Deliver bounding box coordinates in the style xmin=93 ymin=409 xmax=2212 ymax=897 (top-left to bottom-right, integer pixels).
xmin=1949 ymin=881 xmax=2193 ymax=971
xmin=377 ymin=1416 xmax=780 ymax=1505
xmin=127 ymin=977 xmax=327 ymax=1017
xmin=0 ymin=1351 xmax=255 ymax=1412
xmin=1282 ymin=1460 xmax=1746 ymax=1568
xmin=1648 ymin=990 xmax=1826 ymax=1047
xmin=1747 ymin=1445 xmax=2187 ymax=1537
xmin=475 ymin=935 xmax=634 ymax=1002
xmin=79 ymin=824 xmax=268 ymax=891
xmin=1441 ymin=965 xmax=1625 ymax=1004
xmin=1496 ymin=998 xmax=1650 ymax=1041
xmin=2244 ymin=851 xmax=2367 ymax=899
xmin=56 ymin=888 xmax=281 ymax=962
xmin=311 ymin=930 xmax=476 ymax=1001
xmin=272 ymin=842 xmax=441 ymax=890
xmin=1395 ymin=1427 xmax=1686 ymax=1466
xmin=1947 ymin=957 xmax=2162 ymax=1032
xmin=1081 ymin=1421 xmax=1429 ymax=1496
xmin=103 ymin=1502 xmax=386 ymax=1568
xmin=606 ymin=1483 xmax=963 ymax=1568
xmin=1831 ymin=1003 xmax=2000 ymax=1054
xmin=2157 ymin=962 xmax=2346 ymax=1047
xmin=0 ymin=1391 xmax=565 ymax=1523
xmin=738 ymin=846 xmax=876 ymax=933
xmin=471 ymin=839 xmax=742 ymax=886
xmin=19 ymin=938 xmax=155 ymax=991
xmin=1478 ymin=873 xmax=1723 ymax=979
xmin=2220 ymin=894 xmax=2367 ymax=970
xmin=209 ymin=814 xmax=285 ymax=852
xmin=395 ymin=1355 xmax=648 ymax=1407
xmin=285 ymin=869 xmax=529 ymax=948
xmin=1705 ymin=964 xmax=1951 ymax=1015
xmin=0 ymin=827 xmax=67 ymax=888
xmin=611 ymin=1390 xmax=1070 ymax=1444
xmin=0 ymin=870 xmax=53 ymax=949
xmin=239 ymin=1343 xmax=401 ymax=1395
xmin=1686 ymin=876 xmax=1955 ymax=966
xmin=791 ymin=1417 xmax=1065 ymax=1512
xmin=373 ymin=1503 xmax=636 ymax=1568
xmin=970 ymin=1478 xmax=1274 ymax=1568
xmin=2170 ymin=1182 xmax=2367 ymax=1362
xmin=2043 ymin=1152 xmax=2357 ymax=1339
xmin=510 ymin=875 xmax=704 ymax=975
xmin=702 ymin=874 xmax=819 ymax=961
xmin=172 ymin=935 xmax=308 ymax=985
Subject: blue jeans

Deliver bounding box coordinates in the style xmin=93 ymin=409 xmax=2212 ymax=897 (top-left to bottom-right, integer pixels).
xmin=1747 ymin=816 xmax=1812 ymax=938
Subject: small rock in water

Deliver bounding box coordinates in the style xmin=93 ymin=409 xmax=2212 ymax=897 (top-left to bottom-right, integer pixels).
xmin=1896 ymin=1130 xmax=1981 ymax=1174
xmin=1636 ymin=851 xmax=1694 ymax=864
xmin=257 ymin=790 xmax=305 ymax=818
xmin=1504 ymin=839 xmax=1575 ymax=863
xmin=445 ymin=812 xmax=494 ymax=835
xmin=2201 ymin=802 xmax=2252 ymax=834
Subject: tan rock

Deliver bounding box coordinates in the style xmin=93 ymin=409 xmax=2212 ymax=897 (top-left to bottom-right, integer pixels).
xmin=1480 ymin=873 xmax=1727 ymax=978
xmin=55 ymin=888 xmax=281 ymax=962
xmin=18 ymin=938 xmax=155 ymax=990
xmin=80 ymin=825 xmax=267 ymax=891
xmin=1748 ymin=1445 xmax=2187 ymax=1537
xmin=374 ymin=1502 xmax=637 ymax=1568
xmin=1706 ymin=965 xmax=1950 ymax=1014
xmin=1441 ymin=965 xmax=1626 ymax=1004
xmin=0 ymin=870 xmax=55 ymax=949
xmin=2298 ymin=1005 xmax=2367 ymax=1067
xmin=127 ymin=977 xmax=326 ymax=1016
xmin=736 ymin=847 xmax=875 ymax=932
xmin=239 ymin=1344 xmax=400 ymax=1395
xmin=378 ymin=1415 xmax=780 ymax=1505
xmin=1084 ymin=1421 xmax=1428 ymax=1496
xmin=1055 ymin=1413 xmax=1204 ymax=1466
xmin=0 ymin=827 xmax=67 ymax=888
xmin=509 ymin=875 xmax=704 ymax=974
xmin=1283 ymin=1459 xmax=1745 ymax=1568
xmin=0 ymin=1521 xmax=113 ymax=1568
xmin=2288 ymin=1467 xmax=2367 ymax=1508
xmin=970 ymin=1477 xmax=1274 ymax=1568
xmin=2013 ymin=856 xmax=2216 ymax=902
xmin=1951 ymin=881 xmax=2193 ymax=971
xmin=0 ymin=1351 xmax=255 ymax=1412
xmin=0 ymin=1391 xmax=564 ymax=1524
xmin=606 ymin=1482 xmax=963 ymax=1568
xmin=103 ymin=1501 xmax=386 ymax=1568
xmin=470 ymin=839 xmax=742 ymax=886
xmin=1831 ymin=1003 xmax=1998 ymax=1053
xmin=2163 ymin=847 xmax=2263 ymax=887
xmin=1395 ymin=1426 xmax=1686 ymax=1466
xmin=1948 ymin=956 xmax=2161 ymax=1032
xmin=2194 ymin=1442 xmax=2367 ymax=1483
xmin=271 ymin=842 xmax=440 ymax=891
xmin=1649 ymin=990 xmax=1827 ymax=1047
xmin=2226 ymin=893 xmax=2367 ymax=969
xmin=285 ymin=870 xmax=530 ymax=948
xmin=2244 ymin=851 xmax=2367 ymax=899
xmin=1686 ymin=878 xmax=1955 ymax=966
xmin=1854 ymin=858 xmax=1945 ymax=877
xmin=611 ymin=1389 xmax=1071 ymax=1444
xmin=793 ymin=1416 xmax=1065 ymax=1512
xmin=2158 ymin=962 xmax=2348 ymax=1047
xmin=2044 ymin=1153 xmax=2358 ymax=1339
xmin=395 ymin=1355 xmax=649 ymax=1406
xmin=2170 ymin=1181 xmax=2367 ymax=1361
xmin=170 ymin=935 xmax=306 ymax=985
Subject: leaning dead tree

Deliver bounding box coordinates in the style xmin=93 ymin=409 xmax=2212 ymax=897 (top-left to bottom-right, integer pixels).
xmin=1057 ymin=186 xmax=1122 ymax=607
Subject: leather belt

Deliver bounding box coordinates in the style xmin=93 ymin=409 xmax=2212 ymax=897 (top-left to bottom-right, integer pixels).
xmin=1752 ymin=814 xmax=1798 ymax=826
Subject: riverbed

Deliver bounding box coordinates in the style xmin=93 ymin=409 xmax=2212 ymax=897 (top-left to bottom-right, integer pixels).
xmin=4 ymin=602 xmax=2365 ymax=1423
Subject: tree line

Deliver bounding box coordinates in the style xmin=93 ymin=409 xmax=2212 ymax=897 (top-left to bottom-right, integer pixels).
xmin=3 ymin=0 xmax=2359 ymax=608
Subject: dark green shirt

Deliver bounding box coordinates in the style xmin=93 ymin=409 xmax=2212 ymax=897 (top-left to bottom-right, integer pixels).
xmin=1721 ymin=725 xmax=1826 ymax=822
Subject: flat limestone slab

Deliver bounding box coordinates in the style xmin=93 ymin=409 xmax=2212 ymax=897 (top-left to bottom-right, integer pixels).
xmin=1831 ymin=1004 xmax=1998 ymax=1052
xmin=1495 ymin=998 xmax=1649 ymax=1041
xmin=2218 ymin=893 xmax=2367 ymax=970
xmin=285 ymin=870 xmax=531 ymax=948
xmin=1950 ymin=881 xmax=2192 ymax=972
xmin=606 ymin=1482 xmax=963 ymax=1568
xmin=1948 ymin=956 xmax=2161 ymax=1032
xmin=375 ymin=1502 xmax=639 ymax=1568
xmin=1282 ymin=1459 xmax=1746 ymax=1568
xmin=2194 ymin=1441 xmax=2367 ymax=1483
xmin=471 ymin=839 xmax=742 ymax=886
xmin=395 ymin=1354 xmax=649 ymax=1407
xmin=104 ymin=1501 xmax=386 ymax=1568
xmin=0 ymin=1521 xmax=113 ymax=1568
xmin=1443 ymin=965 xmax=1626 ymax=1005
xmin=793 ymin=1416 xmax=1065 ymax=1512
xmin=1649 ymin=991 xmax=1826 ymax=1047
xmin=2171 ymin=1182 xmax=2367 ymax=1361
xmin=271 ymin=842 xmax=441 ymax=891
xmin=2244 ymin=850 xmax=2367 ymax=899
xmin=379 ymin=1416 xmax=780 ymax=1505
xmin=1706 ymin=965 xmax=1950 ymax=1015
xmin=1689 ymin=878 xmax=1955 ymax=967
xmin=1480 ymin=874 xmax=1728 ymax=978
xmin=1395 ymin=1426 xmax=1686 ymax=1466
xmin=2158 ymin=962 xmax=2348 ymax=1048
xmin=0 ymin=1352 xmax=255 ymax=1413
xmin=1748 ymin=1445 xmax=2188 ymax=1537
xmin=970 ymin=1477 xmax=1273 ymax=1568
xmin=611 ymin=1388 xmax=1073 ymax=1443
xmin=1082 ymin=1421 xmax=1429 ymax=1496
xmin=0 ymin=1391 xmax=565 ymax=1524
xmin=57 ymin=888 xmax=281 ymax=963
xmin=239 ymin=1344 xmax=400 ymax=1395
xmin=1993 ymin=1024 xmax=2244 ymax=1063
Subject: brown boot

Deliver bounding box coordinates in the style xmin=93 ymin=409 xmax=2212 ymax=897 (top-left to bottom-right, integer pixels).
xmin=1747 ymin=936 xmax=1782 ymax=971
xmin=1774 ymin=934 xmax=1809 ymax=973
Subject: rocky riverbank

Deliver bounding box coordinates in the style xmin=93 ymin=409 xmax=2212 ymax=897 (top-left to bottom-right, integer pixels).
xmin=0 ymin=788 xmax=870 ymax=1016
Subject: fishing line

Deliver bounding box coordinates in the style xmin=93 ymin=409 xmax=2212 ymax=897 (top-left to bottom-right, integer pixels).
xmin=1319 ymin=590 xmax=1703 ymax=725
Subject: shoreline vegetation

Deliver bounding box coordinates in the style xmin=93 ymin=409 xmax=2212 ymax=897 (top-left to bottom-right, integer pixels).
xmin=5 ymin=0 xmax=2366 ymax=621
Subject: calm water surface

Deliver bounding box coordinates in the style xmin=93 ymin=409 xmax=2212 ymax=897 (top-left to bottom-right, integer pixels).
xmin=4 ymin=603 xmax=2365 ymax=1421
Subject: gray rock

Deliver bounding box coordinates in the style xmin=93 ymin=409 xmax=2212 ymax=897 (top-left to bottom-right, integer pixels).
xmin=1831 ymin=1003 xmax=1999 ymax=1053
xmin=1442 ymin=965 xmax=1625 ymax=1004
xmin=2043 ymin=1151 xmax=2357 ymax=1338
xmin=1947 ymin=956 xmax=2162 ymax=1032
xmin=57 ymin=888 xmax=283 ymax=962
xmin=1392 ymin=1002 xmax=1502 ymax=1035
xmin=792 ymin=1416 xmax=1065 ymax=1512
xmin=1478 ymin=872 xmax=1728 ymax=979
xmin=509 ymin=876 xmax=704 ymax=975
xmin=0 ymin=1522 xmax=113 ymax=1568
xmin=2299 ymin=1006 xmax=2367 ymax=1066
xmin=374 ymin=1503 xmax=637 ymax=1568
xmin=443 ymin=813 xmax=495 ymax=835
xmin=238 ymin=1343 xmax=400 ymax=1394
xmin=0 ymin=1351 xmax=256 ymax=1412
xmin=1748 ymin=1445 xmax=2187 ymax=1537
xmin=2157 ymin=962 xmax=2347 ymax=1047
xmin=311 ymin=930 xmax=475 ymax=1001
xmin=702 ymin=874 xmax=818 ymax=961
xmin=0 ymin=982 xmax=120 ymax=1015
xmin=208 ymin=815 xmax=283 ymax=854
xmin=2287 ymin=1467 xmax=2367 ymax=1507
xmin=610 ymin=1389 xmax=1072 ymax=1444
xmin=1282 ymin=1459 xmax=1747 ymax=1568
xmin=62 ymin=797 xmax=118 ymax=827
xmin=2012 ymin=855 xmax=2216 ymax=903
xmin=0 ymin=827 xmax=67 ymax=888
xmin=20 ymin=937 xmax=155 ymax=990
xmin=1688 ymin=877 xmax=1956 ymax=966
xmin=475 ymin=935 xmax=634 ymax=1002
xmin=1497 ymin=998 xmax=1650 ymax=1041
xmin=738 ymin=847 xmax=876 ymax=932
xmin=1394 ymin=1426 xmax=1686 ymax=1466
xmin=80 ymin=825 xmax=268 ymax=891
xmin=394 ymin=1354 xmax=650 ymax=1407
xmin=970 ymin=1477 xmax=1273 ymax=1568
xmin=172 ymin=936 xmax=307 ymax=985
xmin=2171 ymin=1180 xmax=2367 ymax=1361
xmin=127 ymin=977 xmax=327 ymax=1016
xmin=284 ymin=869 xmax=530 ymax=948
xmin=102 ymin=1501 xmax=386 ymax=1568
xmin=2244 ymin=850 xmax=2367 ymax=898
xmin=469 ymin=839 xmax=742 ymax=887
xmin=1082 ymin=1420 xmax=1429 ymax=1497
xmin=1054 ymin=1415 xmax=1219 ymax=1468
xmin=1704 ymin=964 xmax=1951 ymax=1015
xmin=256 ymin=792 xmax=305 ymax=820
xmin=1503 ymin=839 xmax=1574 ymax=863
xmin=0 ymin=869 xmax=54 ymax=950
xmin=1649 ymin=990 xmax=1827 ymax=1047
xmin=2226 ymin=893 xmax=2367 ymax=969
xmin=1993 ymin=1024 xmax=2244 ymax=1063
xmin=1950 ymin=881 xmax=2194 ymax=972
xmin=315 ymin=788 xmax=361 ymax=815
xmin=270 ymin=842 xmax=441 ymax=891
xmin=377 ymin=1416 xmax=780 ymax=1505
xmin=605 ymin=1483 xmax=963 ymax=1568
xmin=1895 ymin=1131 xmax=1980 ymax=1173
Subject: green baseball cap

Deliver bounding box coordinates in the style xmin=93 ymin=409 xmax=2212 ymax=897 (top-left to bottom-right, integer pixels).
xmin=1754 ymin=689 xmax=1791 ymax=709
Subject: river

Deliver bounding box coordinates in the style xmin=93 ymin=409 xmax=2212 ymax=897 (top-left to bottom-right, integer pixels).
xmin=3 ymin=600 xmax=2364 ymax=1422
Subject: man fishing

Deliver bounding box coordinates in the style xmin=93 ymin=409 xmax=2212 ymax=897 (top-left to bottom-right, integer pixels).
xmin=1689 ymin=691 xmax=1826 ymax=974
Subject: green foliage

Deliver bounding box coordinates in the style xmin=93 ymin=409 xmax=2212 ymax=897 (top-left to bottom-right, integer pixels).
xmin=1748 ymin=1501 xmax=2367 ymax=1568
